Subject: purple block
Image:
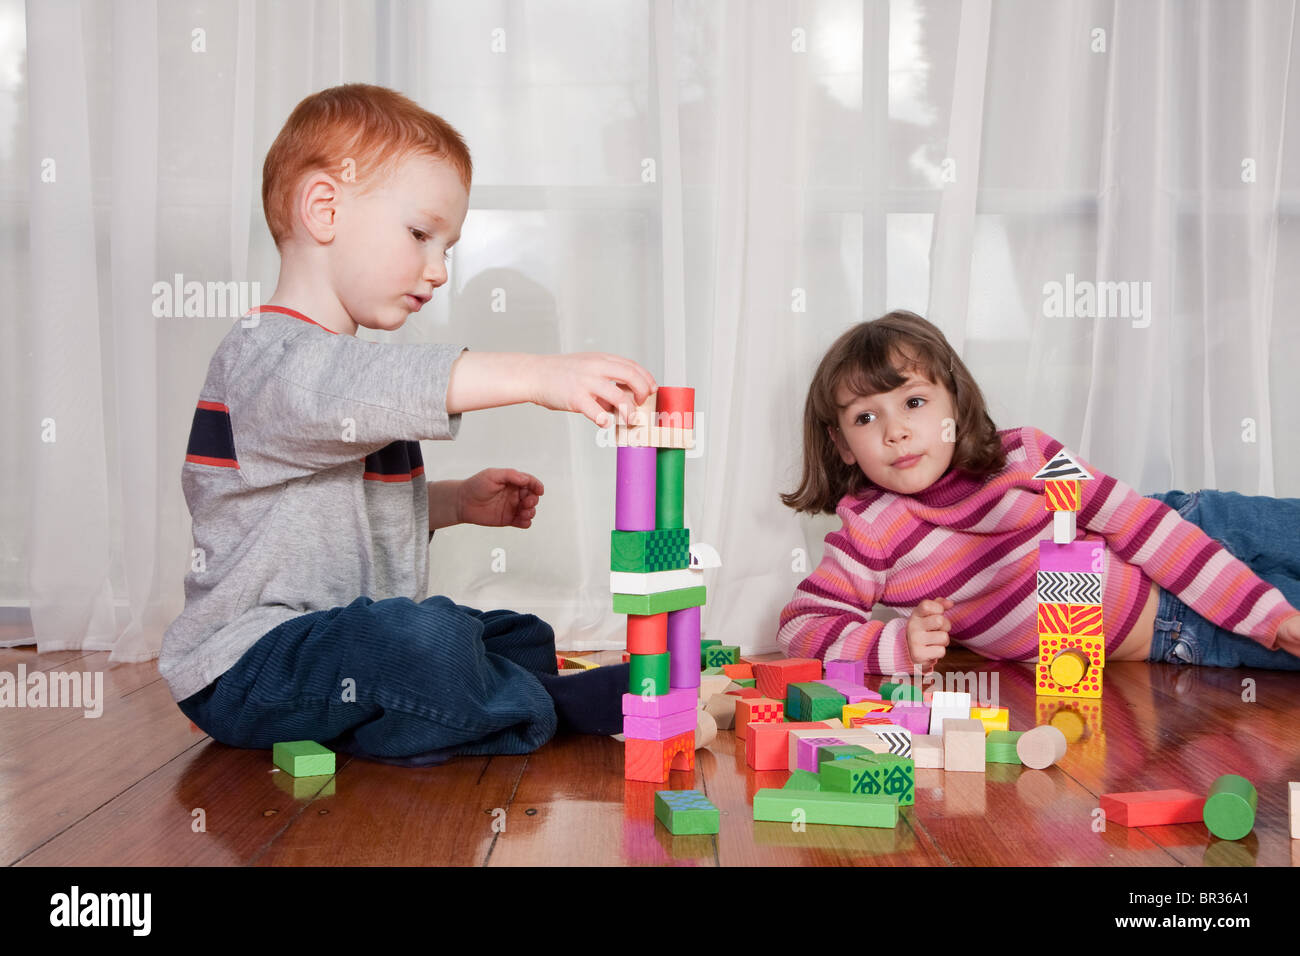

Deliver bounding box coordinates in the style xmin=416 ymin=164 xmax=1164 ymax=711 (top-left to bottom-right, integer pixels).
xmin=622 ymin=687 xmax=696 ymax=718
xmin=796 ymin=736 xmax=846 ymax=773
xmin=623 ymin=707 xmax=697 ymax=741
xmin=816 ymin=678 xmax=880 ymax=704
xmin=825 ymin=659 xmax=865 ymax=684
xmin=616 ymin=446 xmax=657 ymax=531
xmin=1038 ymin=539 xmax=1103 ymax=573
xmin=667 ymin=605 xmax=702 ymax=689
xmin=883 ymin=705 xmax=930 ymax=735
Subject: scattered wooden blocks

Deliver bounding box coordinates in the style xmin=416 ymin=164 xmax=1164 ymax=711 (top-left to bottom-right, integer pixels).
xmin=703 ymin=691 xmax=738 ymax=730
xmin=941 ymin=718 xmax=986 ymax=773
xmin=272 ymin=740 xmax=335 ymax=778
xmin=1098 ymin=790 xmax=1204 ymax=828
xmin=1202 ymin=774 xmax=1257 ymax=841
xmin=985 ymin=730 xmax=1023 ymax=764
xmin=753 ymin=788 xmax=897 ymax=828
xmin=746 ymin=720 xmax=834 ymax=771
xmin=1016 ymin=724 xmax=1068 ymax=769
xmin=787 ymin=681 xmax=847 ymax=722
xmin=654 ymin=789 xmax=719 ymax=834
xmin=753 ymin=658 xmax=822 ymax=702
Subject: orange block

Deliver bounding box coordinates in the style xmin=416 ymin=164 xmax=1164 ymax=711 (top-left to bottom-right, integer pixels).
xmin=849 ymin=716 xmax=896 ymax=727
xmin=626 ymin=613 xmax=668 ymax=655
xmin=735 ymin=697 xmax=784 ymax=740
xmin=745 ymin=720 xmax=832 ymax=772
xmin=722 ymin=663 xmax=754 ymax=680
xmin=1044 ymin=480 xmax=1081 ymax=511
xmin=625 ymin=730 xmax=695 ymax=782
xmin=753 ymin=658 xmax=822 ymax=701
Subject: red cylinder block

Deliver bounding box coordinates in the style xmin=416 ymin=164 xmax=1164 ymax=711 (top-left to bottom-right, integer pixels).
xmin=626 ymin=613 xmax=668 ymax=655
xmin=654 ymin=386 xmax=694 ymax=430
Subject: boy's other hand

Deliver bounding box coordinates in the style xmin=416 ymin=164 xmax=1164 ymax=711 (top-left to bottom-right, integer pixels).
xmin=1275 ymin=612 xmax=1300 ymax=658
xmin=526 ymin=353 xmax=657 ymax=427
xmin=907 ymin=597 xmax=954 ymax=673
xmin=457 ymin=469 xmax=544 ymax=529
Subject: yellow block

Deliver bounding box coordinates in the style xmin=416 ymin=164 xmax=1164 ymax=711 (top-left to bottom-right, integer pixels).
xmin=968 ymin=706 xmax=1009 ymax=733
xmin=1049 ymin=648 xmax=1090 ymax=686
xmin=843 ymin=701 xmax=893 ymax=725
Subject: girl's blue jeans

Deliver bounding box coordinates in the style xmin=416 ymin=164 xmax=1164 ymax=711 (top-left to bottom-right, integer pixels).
xmin=177 ymin=595 xmax=560 ymax=765
xmin=1142 ymin=489 xmax=1300 ymax=669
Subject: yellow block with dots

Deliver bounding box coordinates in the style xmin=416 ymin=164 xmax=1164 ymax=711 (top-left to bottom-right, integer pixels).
xmin=968 ymin=706 xmax=1009 ymax=733
xmin=1049 ymin=648 xmax=1090 ymax=687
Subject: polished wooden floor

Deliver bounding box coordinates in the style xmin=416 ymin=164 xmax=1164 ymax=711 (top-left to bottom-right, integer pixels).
xmin=2 ymin=642 xmax=1297 ymax=866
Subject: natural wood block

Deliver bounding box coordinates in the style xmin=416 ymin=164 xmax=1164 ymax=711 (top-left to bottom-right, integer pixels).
xmin=1016 ymin=725 xmax=1068 ymax=769
xmin=942 ymin=719 xmax=986 ymax=773
xmin=911 ymin=734 xmax=943 ymax=769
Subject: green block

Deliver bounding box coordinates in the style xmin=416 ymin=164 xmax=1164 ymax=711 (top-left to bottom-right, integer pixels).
xmin=655 ymin=789 xmax=719 ymax=835
xmin=272 ymin=740 xmax=335 ymax=778
xmin=700 ymin=638 xmax=721 ymax=668
xmin=818 ymin=744 xmax=870 ymax=765
xmin=820 ymin=758 xmax=886 ymax=797
xmin=704 ymin=645 xmax=739 ymax=668
xmin=629 ymin=652 xmax=670 ymax=695
xmin=701 ymin=666 xmax=724 ymax=676
xmin=611 ymin=528 xmax=691 ymax=572
xmin=783 ymin=770 xmax=822 ymax=792
xmin=753 ymin=788 xmax=897 ymax=828
xmin=1203 ymin=774 xmax=1257 ymax=841
xmin=733 ymin=678 xmax=757 ymax=689
xmin=986 ymin=730 xmax=1024 ymax=764
xmin=786 ymin=681 xmax=846 ymax=723
xmin=613 ymin=586 xmax=706 ymax=615
xmin=656 ymin=448 xmax=685 ymax=530
xmin=861 ymin=754 xmax=915 ymax=806
xmin=879 ymin=681 xmax=923 ymax=703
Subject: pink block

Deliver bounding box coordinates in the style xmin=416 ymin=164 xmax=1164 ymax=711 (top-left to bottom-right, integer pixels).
xmin=621 ymin=687 xmax=696 ymax=718
xmin=796 ymin=736 xmax=846 ymax=773
xmin=615 ymin=446 xmax=656 ymax=531
xmin=825 ymin=659 xmax=864 ymax=684
xmin=1038 ymin=539 xmax=1103 ymax=573
xmin=884 ymin=705 xmax=930 ymax=735
xmin=667 ymin=606 xmax=702 ymax=689
xmin=816 ymin=678 xmax=880 ymax=703
xmin=623 ymin=707 xmax=697 ymax=741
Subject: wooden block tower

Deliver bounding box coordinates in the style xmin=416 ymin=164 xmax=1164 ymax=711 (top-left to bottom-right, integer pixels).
xmin=1032 ymin=450 xmax=1105 ymax=699
xmin=612 ymin=388 xmax=707 ymax=782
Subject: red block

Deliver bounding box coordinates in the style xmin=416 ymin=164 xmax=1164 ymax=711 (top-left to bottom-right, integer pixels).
xmin=753 ymin=658 xmax=823 ymax=701
xmin=722 ymin=663 xmax=754 ymax=680
xmin=725 ymin=687 xmax=763 ymax=699
xmin=626 ymin=613 xmax=668 ymax=655
xmin=745 ymin=720 xmax=833 ymax=772
xmin=625 ymin=730 xmax=695 ymax=783
xmin=1099 ymin=790 xmax=1205 ymax=827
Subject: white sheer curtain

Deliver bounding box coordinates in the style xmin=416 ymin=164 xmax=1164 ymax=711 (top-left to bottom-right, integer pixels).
xmin=3 ymin=0 xmax=1298 ymax=661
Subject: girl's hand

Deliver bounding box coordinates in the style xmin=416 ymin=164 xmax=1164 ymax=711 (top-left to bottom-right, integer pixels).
xmin=1276 ymin=613 xmax=1300 ymax=658
xmin=907 ymin=597 xmax=955 ymax=672
xmin=456 ymin=469 xmax=544 ymax=529
xmin=524 ymin=353 xmax=657 ymax=427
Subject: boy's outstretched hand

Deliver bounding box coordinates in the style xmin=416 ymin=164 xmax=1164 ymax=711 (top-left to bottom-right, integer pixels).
xmin=526 ymin=353 xmax=657 ymax=427
xmin=457 ymin=469 xmax=544 ymax=529
xmin=1276 ymin=613 xmax=1300 ymax=658
xmin=907 ymin=597 xmax=955 ymax=673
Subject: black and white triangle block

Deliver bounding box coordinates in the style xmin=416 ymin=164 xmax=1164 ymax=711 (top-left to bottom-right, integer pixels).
xmin=1037 ymin=571 xmax=1102 ymax=605
xmin=877 ymin=730 xmax=911 ymax=758
xmin=1032 ymin=450 xmax=1094 ymax=482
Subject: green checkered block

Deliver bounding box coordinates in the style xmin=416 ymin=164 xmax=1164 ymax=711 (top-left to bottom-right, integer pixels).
xmin=786 ymin=681 xmax=847 ymax=722
xmin=629 ymin=652 xmax=670 ymax=696
xmin=821 ymin=755 xmax=915 ymax=806
xmin=655 ymin=789 xmax=720 ymax=835
xmin=612 ymin=586 xmax=706 ymax=616
xmin=700 ymin=639 xmax=721 ymax=668
xmin=611 ymin=528 xmax=691 ymax=573
xmin=879 ymin=681 xmax=923 ymax=703
xmin=273 ymin=740 xmax=335 ymax=778
xmin=704 ymin=645 xmax=739 ymax=668
xmin=784 ymin=769 xmax=823 ymax=791
xmin=753 ymin=789 xmax=897 ymax=828
xmin=986 ymin=730 xmax=1024 ymax=764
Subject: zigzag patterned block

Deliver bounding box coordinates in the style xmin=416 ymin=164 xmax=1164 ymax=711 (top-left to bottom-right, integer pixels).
xmin=1037 ymin=571 xmax=1102 ymax=605
xmin=1044 ymin=479 xmax=1081 ymax=511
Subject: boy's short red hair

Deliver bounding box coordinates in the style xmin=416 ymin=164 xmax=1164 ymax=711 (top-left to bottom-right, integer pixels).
xmin=262 ymin=83 xmax=472 ymax=248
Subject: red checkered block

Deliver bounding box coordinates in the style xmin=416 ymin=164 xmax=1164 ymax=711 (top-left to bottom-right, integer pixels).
xmin=735 ymin=697 xmax=784 ymax=741
xmin=625 ymin=730 xmax=695 ymax=782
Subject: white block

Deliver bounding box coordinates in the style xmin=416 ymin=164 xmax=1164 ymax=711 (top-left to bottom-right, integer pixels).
xmin=610 ymin=568 xmax=703 ymax=595
xmin=928 ymin=691 xmax=972 ymax=736
xmin=1053 ymin=509 xmax=1077 ymax=544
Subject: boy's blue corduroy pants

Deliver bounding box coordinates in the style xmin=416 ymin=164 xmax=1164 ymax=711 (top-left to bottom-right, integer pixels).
xmin=177 ymin=594 xmax=560 ymax=765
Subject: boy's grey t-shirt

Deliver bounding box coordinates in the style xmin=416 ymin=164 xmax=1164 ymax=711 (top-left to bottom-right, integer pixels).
xmin=159 ymin=308 xmax=465 ymax=703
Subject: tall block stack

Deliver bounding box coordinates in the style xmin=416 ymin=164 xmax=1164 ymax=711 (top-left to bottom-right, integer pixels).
xmin=613 ymin=387 xmax=706 ymax=782
xmin=1032 ymin=450 xmax=1104 ymax=699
